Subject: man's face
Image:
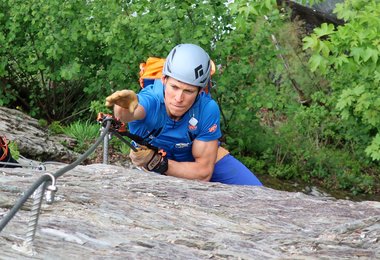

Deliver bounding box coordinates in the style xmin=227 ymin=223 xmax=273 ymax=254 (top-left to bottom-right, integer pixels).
xmin=162 ymin=76 xmax=199 ymax=120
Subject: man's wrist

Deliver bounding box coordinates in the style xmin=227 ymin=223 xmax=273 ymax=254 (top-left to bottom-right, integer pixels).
xmin=146 ymin=150 xmax=168 ymax=175
xmin=152 ymin=156 xmax=168 ymax=175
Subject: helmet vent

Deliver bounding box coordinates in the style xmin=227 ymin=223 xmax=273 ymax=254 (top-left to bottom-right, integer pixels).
xmin=166 ymin=62 xmax=171 ymax=73
xmin=171 ymin=49 xmax=177 ymax=61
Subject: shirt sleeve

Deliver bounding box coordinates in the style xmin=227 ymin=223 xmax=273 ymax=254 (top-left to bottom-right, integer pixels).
xmin=196 ymin=99 xmax=222 ymax=142
xmin=137 ymin=86 xmax=155 ymax=115
xmin=128 ymin=85 xmax=162 ymax=136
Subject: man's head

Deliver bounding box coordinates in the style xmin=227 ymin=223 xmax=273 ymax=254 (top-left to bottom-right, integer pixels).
xmin=162 ymin=44 xmax=211 ymax=120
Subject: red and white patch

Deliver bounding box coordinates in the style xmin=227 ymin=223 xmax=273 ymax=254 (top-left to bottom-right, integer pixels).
xmin=208 ymin=124 xmax=217 ymax=133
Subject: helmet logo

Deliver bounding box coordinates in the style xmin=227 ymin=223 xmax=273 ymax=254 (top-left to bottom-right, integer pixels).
xmin=194 ymin=65 xmax=204 ymax=79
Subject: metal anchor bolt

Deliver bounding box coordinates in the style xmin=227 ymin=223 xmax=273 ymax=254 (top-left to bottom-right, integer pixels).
xmin=44 ymin=173 xmax=58 ymax=204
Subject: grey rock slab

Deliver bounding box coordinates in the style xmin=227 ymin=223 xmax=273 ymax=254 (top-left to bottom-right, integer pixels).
xmin=0 ymin=163 xmax=379 ymax=259
xmin=0 ymin=106 xmax=77 ymax=162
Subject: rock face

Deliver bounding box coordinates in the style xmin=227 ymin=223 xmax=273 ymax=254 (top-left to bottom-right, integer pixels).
xmin=1 ymin=106 xmax=379 ymax=259
xmin=1 ymin=163 xmax=379 ymax=259
xmin=0 ymin=106 xmax=76 ymax=162
xmin=287 ymin=0 xmax=345 ymax=26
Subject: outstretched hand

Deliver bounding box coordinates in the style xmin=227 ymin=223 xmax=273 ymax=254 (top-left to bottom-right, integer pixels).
xmin=105 ymin=90 xmax=138 ymax=113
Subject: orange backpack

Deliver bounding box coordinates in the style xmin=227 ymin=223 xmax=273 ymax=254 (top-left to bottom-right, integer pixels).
xmin=139 ymin=57 xmax=216 ymax=94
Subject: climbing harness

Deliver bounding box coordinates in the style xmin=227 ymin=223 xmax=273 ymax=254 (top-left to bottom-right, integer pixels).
xmin=0 ymin=114 xmax=154 ymax=255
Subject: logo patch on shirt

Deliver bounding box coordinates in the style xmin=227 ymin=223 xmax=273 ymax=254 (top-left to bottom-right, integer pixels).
xmin=208 ymin=124 xmax=217 ymax=133
xmin=188 ymin=117 xmax=198 ymax=131
xmin=175 ymin=143 xmax=190 ymax=148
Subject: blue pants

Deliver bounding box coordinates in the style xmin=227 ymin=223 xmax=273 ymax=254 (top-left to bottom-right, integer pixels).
xmin=210 ymin=154 xmax=263 ymax=186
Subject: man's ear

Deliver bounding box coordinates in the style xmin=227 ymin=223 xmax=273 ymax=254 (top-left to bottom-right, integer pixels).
xmin=161 ymin=76 xmax=167 ymax=99
xmin=161 ymin=75 xmax=166 ymax=85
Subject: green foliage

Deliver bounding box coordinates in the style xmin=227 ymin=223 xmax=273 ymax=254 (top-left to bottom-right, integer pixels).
xmin=63 ymin=120 xmax=100 ymax=152
xmin=214 ymin=2 xmax=318 ymax=155
xmin=90 ymin=100 xmax=108 ymax=114
xmin=214 ymin=0 xmax=379 ymax=195
xmin=110 ymin=138 xmax=131 ymax=155
xmin=0 ymin=0 xmax=231 ymax=121
xmin=38 ymin=119 xmax=48 ymax=128
xmin=89 ymin=100 xmax=112 ymax=118
xmin=0 ymin=84 xmax=17 ymax=106
xmin=48 ymin=121 xmax=65 ymax=135
xmin=63 ymin=119 xmax=131 ymax=155
xmin=303 ymin=0 xmax=380 ymax=162
xmin=365 ymin=134 xmax=380 ymax=161
xmin=8 ymin=141 xmax=20 ymax=160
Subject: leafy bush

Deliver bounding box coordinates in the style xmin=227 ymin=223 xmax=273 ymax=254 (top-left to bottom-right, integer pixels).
xmin=0 ymin=0 xmax=231 ymax=122
xmin=303 ymin=0 xmax=380 ymax=161
xmin=215 ymin=0 xmax=379 ymax=194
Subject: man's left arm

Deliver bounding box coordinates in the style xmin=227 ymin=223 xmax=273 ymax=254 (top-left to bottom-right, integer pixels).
xmin=165 ymin=139 xmax=218 ymax=181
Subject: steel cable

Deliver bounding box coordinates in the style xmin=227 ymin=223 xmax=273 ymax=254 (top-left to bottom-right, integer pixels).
xmin=0 ymin=120 xmax=111 ymax=233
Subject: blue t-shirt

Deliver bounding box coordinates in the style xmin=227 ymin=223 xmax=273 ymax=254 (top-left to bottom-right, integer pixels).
xmin=128 ymin=80 xmax=222 ymax=162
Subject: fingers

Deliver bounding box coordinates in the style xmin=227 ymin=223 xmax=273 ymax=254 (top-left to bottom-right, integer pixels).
xmin=105 ymin=90 xmax=138 ymax=112
xmin=105 ymin=90 xmax=121 ymax=107
xmin=105 ymin=90 xmax=127 ymax=106
xmin=105 ymin=96 xmax=113 ymax=108
xmin=118 ymin=89 xmax=134 ymax=98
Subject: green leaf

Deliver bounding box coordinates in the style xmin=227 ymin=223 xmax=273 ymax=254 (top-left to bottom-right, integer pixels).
xmin=313 ymin=23 xmax=335 ymax=38
xmin=265 ymin=0 xmax=274 ymax=10
xmin=319 ymin=40 xmax=331 ymax=57
xmin=302 ymin=34 xmax=318 ymax=50
xmin=353 ymin=85 xmax=365 ymax=96
xmin=367 ymin=113 xmax=380 ymax=127
xmin=350 ymin=47 xmax=364 ymax=63
xmin=336 ymin=89 xmax=354 ymax=110
xmin=334 ymin=55 xmax=349 ymax=67
xmin=60 ymin=61 xmax=81 ymax=80
xmin=374 ymin=71 xmax=380 ymax=83
xmin=309 ymin=54 xmax=323 ymax=72
xmin=334 ymin=4 xmax=355 ymax=21
xmin=362 ymin=47 xmax=378 ymax=63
